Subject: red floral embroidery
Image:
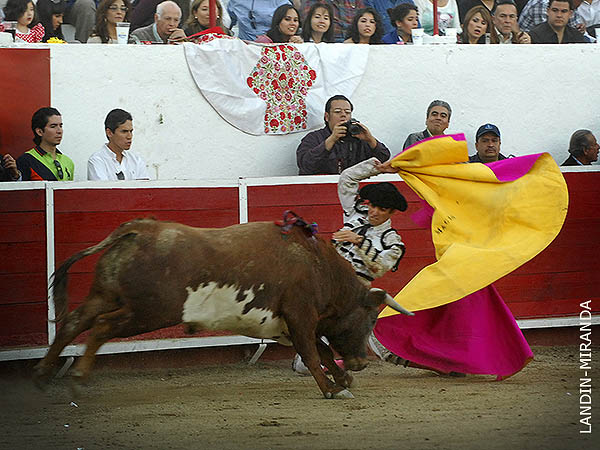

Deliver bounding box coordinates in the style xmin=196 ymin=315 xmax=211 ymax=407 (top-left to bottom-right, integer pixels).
xmin=192 ymin=33 xmax=235 ymax=45
xmin=246 ymin=45 xmax=315 ymax=134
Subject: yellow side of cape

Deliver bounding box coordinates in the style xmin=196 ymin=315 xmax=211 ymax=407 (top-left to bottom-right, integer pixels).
xmin=379 ymin=135 xmax=568 ymax=318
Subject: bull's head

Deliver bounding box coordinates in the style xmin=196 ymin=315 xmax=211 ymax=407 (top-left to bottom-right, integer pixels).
xmin=324 ymin=288 xmax=413 ymax=372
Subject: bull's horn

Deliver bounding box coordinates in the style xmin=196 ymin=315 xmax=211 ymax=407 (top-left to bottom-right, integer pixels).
xmin=371 ymin=289 xmax=414 ymax=316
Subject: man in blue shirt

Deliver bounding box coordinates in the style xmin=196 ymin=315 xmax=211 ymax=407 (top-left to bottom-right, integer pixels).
xmin=228 ymin=0 xmax=294 ymax=40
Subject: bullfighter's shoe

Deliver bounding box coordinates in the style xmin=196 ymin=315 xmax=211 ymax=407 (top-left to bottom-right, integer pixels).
xmin=368 ymin=332 xmax=408 ymax=366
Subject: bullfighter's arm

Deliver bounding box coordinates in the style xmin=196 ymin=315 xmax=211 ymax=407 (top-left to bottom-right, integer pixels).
xmin=354 ymin=231 xmax=405 ymax=278
xmin=337 ymin=157 xmax=381 ymax=217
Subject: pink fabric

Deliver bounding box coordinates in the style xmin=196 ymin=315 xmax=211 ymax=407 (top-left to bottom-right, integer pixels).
xmin=486 ymin=153 xmax=543 ymax=182
xmin=374 ymin=285 xmax=533 ymax=379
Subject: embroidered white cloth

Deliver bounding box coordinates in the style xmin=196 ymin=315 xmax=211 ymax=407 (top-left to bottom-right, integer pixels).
xmin=184 ymin=39 xmax=369 ymax=135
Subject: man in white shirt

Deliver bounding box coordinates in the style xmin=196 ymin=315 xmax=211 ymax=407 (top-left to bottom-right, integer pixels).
xmin=88 ymin=109 xmax=150 ymax=181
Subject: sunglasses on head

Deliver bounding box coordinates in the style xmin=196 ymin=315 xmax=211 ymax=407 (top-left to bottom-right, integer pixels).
xmin=53 ymin=159 xmax=64 ymax=180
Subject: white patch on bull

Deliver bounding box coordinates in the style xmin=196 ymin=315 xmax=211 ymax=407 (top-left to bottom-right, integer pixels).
xmin=182 ymin=282 xmax=291 ymax=345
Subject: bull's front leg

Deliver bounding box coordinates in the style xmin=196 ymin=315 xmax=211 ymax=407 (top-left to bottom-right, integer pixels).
xmin=316 ymin=339 xmax=354 ymax=389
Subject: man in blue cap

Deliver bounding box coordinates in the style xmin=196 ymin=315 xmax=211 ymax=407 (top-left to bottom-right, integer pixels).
xmin=469 ymin=123 xmax=509 ymax=163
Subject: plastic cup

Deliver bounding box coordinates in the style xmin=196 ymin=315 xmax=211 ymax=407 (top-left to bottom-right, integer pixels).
xmin=411 ymin=28 xmax=424 ymax=45
xmin=445 ymin=28 xmax=458 ymax=44
xmin=116 ymin=22 xmax=130 ymax=44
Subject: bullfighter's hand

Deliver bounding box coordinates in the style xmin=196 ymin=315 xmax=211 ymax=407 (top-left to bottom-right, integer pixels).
xmin=375 ymin=160 xmax=399 ymax=173
xmin=332 ymin=229 xmax=363 ymax=245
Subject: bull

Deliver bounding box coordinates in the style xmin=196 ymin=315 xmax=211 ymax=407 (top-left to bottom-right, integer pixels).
xmin=34 ymin=217 xmax=411 ymax=399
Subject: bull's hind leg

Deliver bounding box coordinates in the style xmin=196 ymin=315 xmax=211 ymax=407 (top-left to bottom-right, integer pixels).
xmin=33 ymin=296 xmax=116 ymax=388
xmin=69 ymin=306 xmax=134 ymax=384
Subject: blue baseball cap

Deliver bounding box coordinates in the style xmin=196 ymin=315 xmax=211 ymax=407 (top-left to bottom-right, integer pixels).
xmin=476 ymin=123 xmax=501 ymax=140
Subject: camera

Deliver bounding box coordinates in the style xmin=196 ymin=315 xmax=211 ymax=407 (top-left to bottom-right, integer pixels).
xmin=342 ymin=119 xmax=362 ymax=136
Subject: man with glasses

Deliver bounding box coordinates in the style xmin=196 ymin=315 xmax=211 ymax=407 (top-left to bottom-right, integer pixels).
xmin=227 ymin=0 xmax=295 ymax=41
xmin=88 ymin=109 xmax=150 ymax=180
xmin=529 ymin=0 xmax=588 ymax=42
xmin=493 ymin=0 xmax=532 ymax=43
xmin=296 ymin=94 xmax=391 ymax=175
xmin=17 ymin=107 xmax=74 ymax=181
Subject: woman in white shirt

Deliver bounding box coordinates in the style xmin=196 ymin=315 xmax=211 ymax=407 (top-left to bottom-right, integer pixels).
xmin=414 ymin=0 xmax=461 ymax=35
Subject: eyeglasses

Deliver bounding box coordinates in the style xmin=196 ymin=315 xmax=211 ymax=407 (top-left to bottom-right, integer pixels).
xmin=549 ymin=7 xmax=570 ymax=13
xmin=53 ymin=159 xmax=64 ymax=180
xmin=332 ymin=109 xmax=352 ymax=114
xmin=116 ymin=171 xmax=125 ymax=180
xmin=108 ymin=6 xmax=129 ymax=12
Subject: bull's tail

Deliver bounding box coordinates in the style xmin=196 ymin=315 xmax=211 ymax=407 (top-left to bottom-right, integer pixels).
xmin=51 ymin=221 xmax=145 ymax=324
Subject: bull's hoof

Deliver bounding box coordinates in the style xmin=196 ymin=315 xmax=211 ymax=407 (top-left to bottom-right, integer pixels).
xmin=332 ymin=389 xmax=354 ymax=399
xmin=32 ymin=364 xmax=54 ymax=391
xmin=344 ymin=373 xmax=357 ymax=388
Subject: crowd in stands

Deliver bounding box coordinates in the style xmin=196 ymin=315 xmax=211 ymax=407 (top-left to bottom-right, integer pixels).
xmin=1 ymin=99 xmax=597 ymax=182
xmin=1 ymin=0 xmax=598 ymax=43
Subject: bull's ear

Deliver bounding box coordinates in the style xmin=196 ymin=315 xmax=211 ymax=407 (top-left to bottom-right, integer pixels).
xmin=368 ymin=288 xmax=414 ymax=316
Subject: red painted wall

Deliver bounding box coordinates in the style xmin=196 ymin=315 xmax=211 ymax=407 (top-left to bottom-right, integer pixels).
xmin=0 ymin=49 xmax=51 ymax=159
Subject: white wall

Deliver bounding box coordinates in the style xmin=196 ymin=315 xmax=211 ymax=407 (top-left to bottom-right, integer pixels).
xmin=46 ymin=43 xmax=600 ymax=181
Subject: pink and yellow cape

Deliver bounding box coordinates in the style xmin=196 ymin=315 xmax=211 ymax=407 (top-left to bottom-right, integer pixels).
xmin=374 ymin=134 xmax=568 ymax=379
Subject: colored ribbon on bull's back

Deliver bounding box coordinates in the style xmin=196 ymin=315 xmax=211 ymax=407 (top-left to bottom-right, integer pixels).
xmin=379 ymin=133 xmax=569 ymax=317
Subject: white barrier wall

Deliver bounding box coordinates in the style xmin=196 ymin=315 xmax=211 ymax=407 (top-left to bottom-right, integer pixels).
xmin=44 ymin=43 xmax=600 ymax=181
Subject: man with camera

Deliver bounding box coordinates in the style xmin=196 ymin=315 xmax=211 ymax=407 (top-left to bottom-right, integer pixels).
xmin=296 ymin=95 xmax=391 ymax=175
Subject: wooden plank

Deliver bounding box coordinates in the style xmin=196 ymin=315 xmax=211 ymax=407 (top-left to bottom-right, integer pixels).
xmin=0 ymin=303 xmax=47 ymax=337
xmin=0 ymin=212 xmax=45 ymax=243
xmin=513 ymin=243 xmax=599 ymax=275
xmin=54 ymin=209 xmax=239 ymax=243
xmin=0 ymin=190 xmax=45 ymax=212
xmin=54 ymin=187 xmax=239 ymax=212
xmin=506 ymin=297 xmax=599 ymax=319
xmin=0 ymin=242 xmax=46 ymax=274
xmin=0 ymin=273 xmax=47 ymax=305
xmin=563 ymin=172 xmax=600 ymax=193
xmin=497 ymin=271 xmax=595 ymax=303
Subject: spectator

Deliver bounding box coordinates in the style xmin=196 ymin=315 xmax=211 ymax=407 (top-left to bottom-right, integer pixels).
xmin=561 ymin=129 xmax=599 ymax=165
xmin=300 ymin=1 xmax=335 ymax=42
xmin=469 ymin=124 xmax=509 ymax=163
xmin=458 ymin=4 xmax=498 ymax=42
xmin=529 ymin=0 xmax=588 ymax=42
xmin=457 ymin=0 xmax=496 ymax=24
xmin=63 ymin=0 xmax=98 ymax=43
xmin=414 ymin=0 xmax=461 ymax=35
xmin=228 ymin=0 xmax=294 ymax=41
xmin=37 ymin=0 xmax=66 ymax=42
xmin=184 ymin=0 xmax=232 ymax=37
xmin=88 ymin=0 xmax=136 ymax=43
xmin=17 ymin=107 xmax=74 ymax=181
xmin=493 ymin=0 xmax=532 ymax=43
xmin=403 ymin=100 xmax=452 ymax=149
xmin=292 ymin=156 xmax=407 ymax=374
xmin=301 ymin=0 xmax=368 ymax=42
xmin=382 ymin=2 xmax=419 ymax=43
xmin=296 ymin=95 xmax=391 ymax=175
xmin=364 ymin=0 xmax=416 ymax=35
xmin=255 ymin=3 xmax=303 ymax=42
xmin=518 ymin=0 xmax=585 ymax=32
xmin=344 ymin=6 xmax=384 ymax=43
xmin=1 ymin=154 xmax=21 ymax=181
xmin=3 ymin=0 xmax=45 ymax=42
xmin=88 ymin=109 xmax=150 ymax=180
xmin=129 ymin=0 xmax=189 ymax=31
xmin=578 ymin=0 xmax=600 ymax=38
xmin=131 ymin=0 xmax=186 ymax=43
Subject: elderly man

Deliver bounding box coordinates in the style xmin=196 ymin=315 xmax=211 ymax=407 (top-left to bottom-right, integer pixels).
xmin=469 ymin=124 xmax=509 ymax=163
xmin=530 ymin=0 xmax=588 ymax=42
xmin=403 ymin=100 xmax=451 ymax=149
xmin=88 ymin=109 xmax=150 ymax=181
xmin=296 ymin=95 xmax=391 ymax=175
xmin=493 ymin=0 xmax=532 ymax=43
xmin=561 ymin=130 xmax=599 ymax=165
xmin=131 ymin=1 xmax=186 ymax=43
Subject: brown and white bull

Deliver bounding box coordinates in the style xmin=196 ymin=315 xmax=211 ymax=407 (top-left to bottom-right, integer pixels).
xmin=34 ymin=218 xmax=411 ymax=398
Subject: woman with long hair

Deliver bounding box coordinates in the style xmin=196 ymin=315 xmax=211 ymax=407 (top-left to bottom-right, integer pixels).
xmin=300 ymin=2 xmax=335 ymax=43
xmin=36 ymin=0 xmax=66 ymax=42
xmin=344 ymin=7 xmax=384 ymax=44
xmin=3 ymin=0 xmax=45 ymax=43
xmin=255 ymin=4 xmax=303 ymax=43
xmin=458 ymin=5 xmax=498 ymax=43
xmin=382 ymin=3 xmax=419 ymax=44
xmin=87 ymin=0 xmax=134 ymax=44
xmin=184 ymin=0 xmax=232 ymax=37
